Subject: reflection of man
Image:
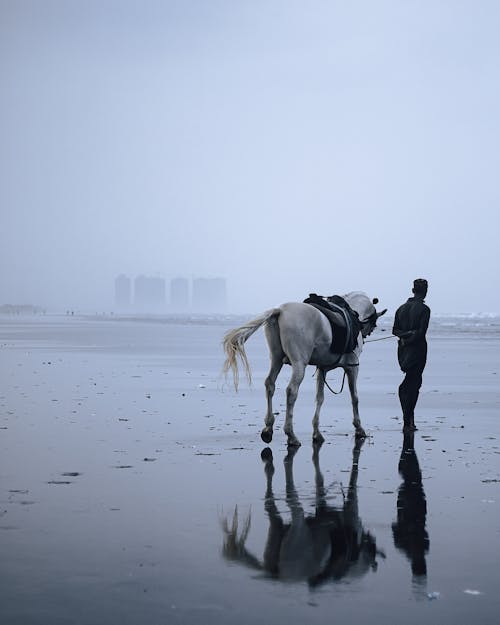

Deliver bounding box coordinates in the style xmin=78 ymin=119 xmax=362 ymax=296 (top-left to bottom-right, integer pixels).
xmin=392 ymin=278 xmax=430 ymax=432
xmin=392 ymin=432 xmax=429 ymax=579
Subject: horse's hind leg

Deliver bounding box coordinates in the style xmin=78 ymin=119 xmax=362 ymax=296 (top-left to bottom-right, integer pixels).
xmin=284 ymin=361 xmax=306 ymax=447
xmin=261 ymin=320 xmax=284 ymax=444
xmin=261 ymin=357 xmax=283 ymax=444
xmin=312 ymin=370 xmax=325 ymax=445
xmin=346 ymin=366 xmax=366 ymax=439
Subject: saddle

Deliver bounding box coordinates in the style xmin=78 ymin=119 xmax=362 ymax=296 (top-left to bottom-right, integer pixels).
xmin=303 ymin=293 xmax=362 ymax=354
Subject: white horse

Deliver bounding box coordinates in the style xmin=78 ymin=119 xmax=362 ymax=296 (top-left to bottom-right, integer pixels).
xmin=223 ymin=292 xmax=386 ymax=447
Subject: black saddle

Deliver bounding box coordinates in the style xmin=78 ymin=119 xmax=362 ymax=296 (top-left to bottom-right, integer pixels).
xmin=303 ymin=293 xmax=362 ymax=354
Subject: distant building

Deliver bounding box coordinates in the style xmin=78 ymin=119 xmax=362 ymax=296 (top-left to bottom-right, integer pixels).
xmin=0 ymin=304 xmax=43 ymax=315
xmin=192 ymin=277 xmax=227 ymax=312
xmin=114 ymin=274 xmax=132 ymax=309
xmin=170 ymin=277 xmax=190 ymax=311
xmin=134 ymin=275 xmax=166 ymax=311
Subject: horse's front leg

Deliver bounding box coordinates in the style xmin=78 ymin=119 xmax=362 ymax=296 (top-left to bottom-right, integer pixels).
xmin=261 ymin=359 xmax=283 ymax=444
xmin=284 ymin=362 xmax=305 ymax=447
xmin=345 ymin=366 xmax=366 ymax=439
xmin=312 ymin=369 xmax=325 ymax=445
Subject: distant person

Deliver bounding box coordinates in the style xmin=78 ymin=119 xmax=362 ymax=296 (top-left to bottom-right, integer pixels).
xmin=392 ymin=279 xmax=430 ymax=432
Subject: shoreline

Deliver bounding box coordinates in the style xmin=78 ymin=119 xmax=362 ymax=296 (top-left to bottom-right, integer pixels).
xmin=1 ymin=315 xmax=499 ymax=624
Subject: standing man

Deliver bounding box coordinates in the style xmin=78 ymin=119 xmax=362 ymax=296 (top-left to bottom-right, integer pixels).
xmin=393 ymin=279 xmax=430 ymax=432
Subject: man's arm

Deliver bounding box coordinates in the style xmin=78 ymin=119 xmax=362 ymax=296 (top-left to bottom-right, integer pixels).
xmin=392 ymin=309 xmax=413 ymax=340
xmin=403 ymin=306 xmax=430 ymax=345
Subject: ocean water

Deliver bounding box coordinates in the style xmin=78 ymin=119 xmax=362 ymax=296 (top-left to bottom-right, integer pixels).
xmin=0 ymin=313 xmax=499 ymax=625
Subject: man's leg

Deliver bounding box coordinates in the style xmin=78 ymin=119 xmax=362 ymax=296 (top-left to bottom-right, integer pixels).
xmin=399 ymin=374 xmax=412 ymax=428
xmin=404 ymin=366 xmax=424 ymax=429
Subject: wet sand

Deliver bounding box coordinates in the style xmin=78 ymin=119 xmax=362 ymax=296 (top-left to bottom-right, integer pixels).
xmin=1 ymin=314 xmax=499 ymax=624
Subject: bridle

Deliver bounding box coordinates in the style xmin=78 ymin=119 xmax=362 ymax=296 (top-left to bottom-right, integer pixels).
xmin=359 ymin=311 xmax=378 ymax=338
xmin=317 ymin=302 xmax=385 ymax=394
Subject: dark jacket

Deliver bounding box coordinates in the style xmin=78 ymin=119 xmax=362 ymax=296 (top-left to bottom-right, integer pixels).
xmin=392 ymin=297 xmax=430 ymax=372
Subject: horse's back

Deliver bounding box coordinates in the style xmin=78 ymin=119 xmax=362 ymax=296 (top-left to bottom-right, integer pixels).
xmin=279 ymin=302 xmax=330 ymax=333
xmin=275 ymin=302 xmax=331 ymax=363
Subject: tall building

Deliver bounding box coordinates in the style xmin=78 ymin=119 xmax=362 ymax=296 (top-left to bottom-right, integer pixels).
xmin=134 ymin=275 xmax=166 ymax=311
xmin=170 ymin=277 xmax=190 ymax=311
xmin=114 ymin=274 xmax=131 ymax=309
xmin=192 ymin=277 xmax=227 ymax=312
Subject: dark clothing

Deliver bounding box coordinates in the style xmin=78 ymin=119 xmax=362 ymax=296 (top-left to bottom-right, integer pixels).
xmin=393 ymin=296 xmax=430 ymax=426
xmin=392 ymin=296 xmax=430 ymax=372
xmin=398 ymin=366 xmax=424 ymax=426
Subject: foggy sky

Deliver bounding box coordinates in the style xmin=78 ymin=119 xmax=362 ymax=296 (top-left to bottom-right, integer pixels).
xmin=1 ymin=0 xmax=499 ymax=314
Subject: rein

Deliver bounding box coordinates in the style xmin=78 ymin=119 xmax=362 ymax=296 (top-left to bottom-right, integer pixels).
xmin=322 ymin=369 xmax=347 ymax=395
xmin=317 ymin=333 xmax=395 ymax=395
xmin=316 ymin=360 xmax=359 ymax=395
xmin=364 ymin=334 xmax=397 ymax=343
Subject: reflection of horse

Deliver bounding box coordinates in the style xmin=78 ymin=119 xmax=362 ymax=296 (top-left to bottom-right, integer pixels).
xmin=221 ymin=440 xmax=384 ymax=586
xmin=392 ymin=432 xmax=429 ymax=578
xmin=223 ymin=292 xmax=386 ymax=447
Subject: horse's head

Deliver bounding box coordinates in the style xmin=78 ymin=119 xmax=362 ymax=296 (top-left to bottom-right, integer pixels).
xmin=344 ymin=292 xmax=387 ymax=338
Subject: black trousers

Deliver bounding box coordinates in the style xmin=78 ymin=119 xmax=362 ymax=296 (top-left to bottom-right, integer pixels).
xmin=398 ymin=364 xmax=425 ymax=425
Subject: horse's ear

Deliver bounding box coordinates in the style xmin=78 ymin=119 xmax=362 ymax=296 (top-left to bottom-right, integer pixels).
xmin=376 ymin=308 xmax=387 ymax=318
xmin=372 ymin=298 xmax=379 ymax=305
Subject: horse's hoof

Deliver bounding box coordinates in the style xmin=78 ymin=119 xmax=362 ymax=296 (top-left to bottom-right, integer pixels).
xmin=260 ymin=447 xmax=273 ymax=462
xmin=284 ymin=446 xmax=299 ymax=462
xmin=312 ymin=432 xmax=325 ymax=446
xmin=355 ymin=429 xmax=366 ymax=439
xmin=261 ymin=429 xmax=273 ymax=444
xmin=287 ymin=438 xmax=302 ymax=448
xmin=313 ymin=436 xmax=325 ymax=450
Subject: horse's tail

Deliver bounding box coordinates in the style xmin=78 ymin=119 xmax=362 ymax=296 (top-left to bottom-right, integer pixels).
xmin=222 ymin=308 xmax=280 ymax=390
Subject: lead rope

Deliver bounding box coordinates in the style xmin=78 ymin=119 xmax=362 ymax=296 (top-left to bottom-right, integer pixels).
xmin=316 ymin=334 xmax=396 ymax=395
xmin=364 ymin=334 xmax=397 ymax=343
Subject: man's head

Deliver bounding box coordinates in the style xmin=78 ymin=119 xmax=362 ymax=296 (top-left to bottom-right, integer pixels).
xmin=412 ymin=278 xmax=428 ymax=297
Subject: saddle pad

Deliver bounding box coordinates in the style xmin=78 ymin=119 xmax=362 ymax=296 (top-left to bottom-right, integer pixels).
xmin=304 ymin=293 xmax=358 ymax=354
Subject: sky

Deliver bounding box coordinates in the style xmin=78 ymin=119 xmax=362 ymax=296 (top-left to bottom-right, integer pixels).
xmin=1 ymin=0 xmax=499 ymax=314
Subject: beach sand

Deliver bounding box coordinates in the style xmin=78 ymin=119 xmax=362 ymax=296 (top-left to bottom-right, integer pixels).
xmin=1 ymin=314 xmax=499 ymax=624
